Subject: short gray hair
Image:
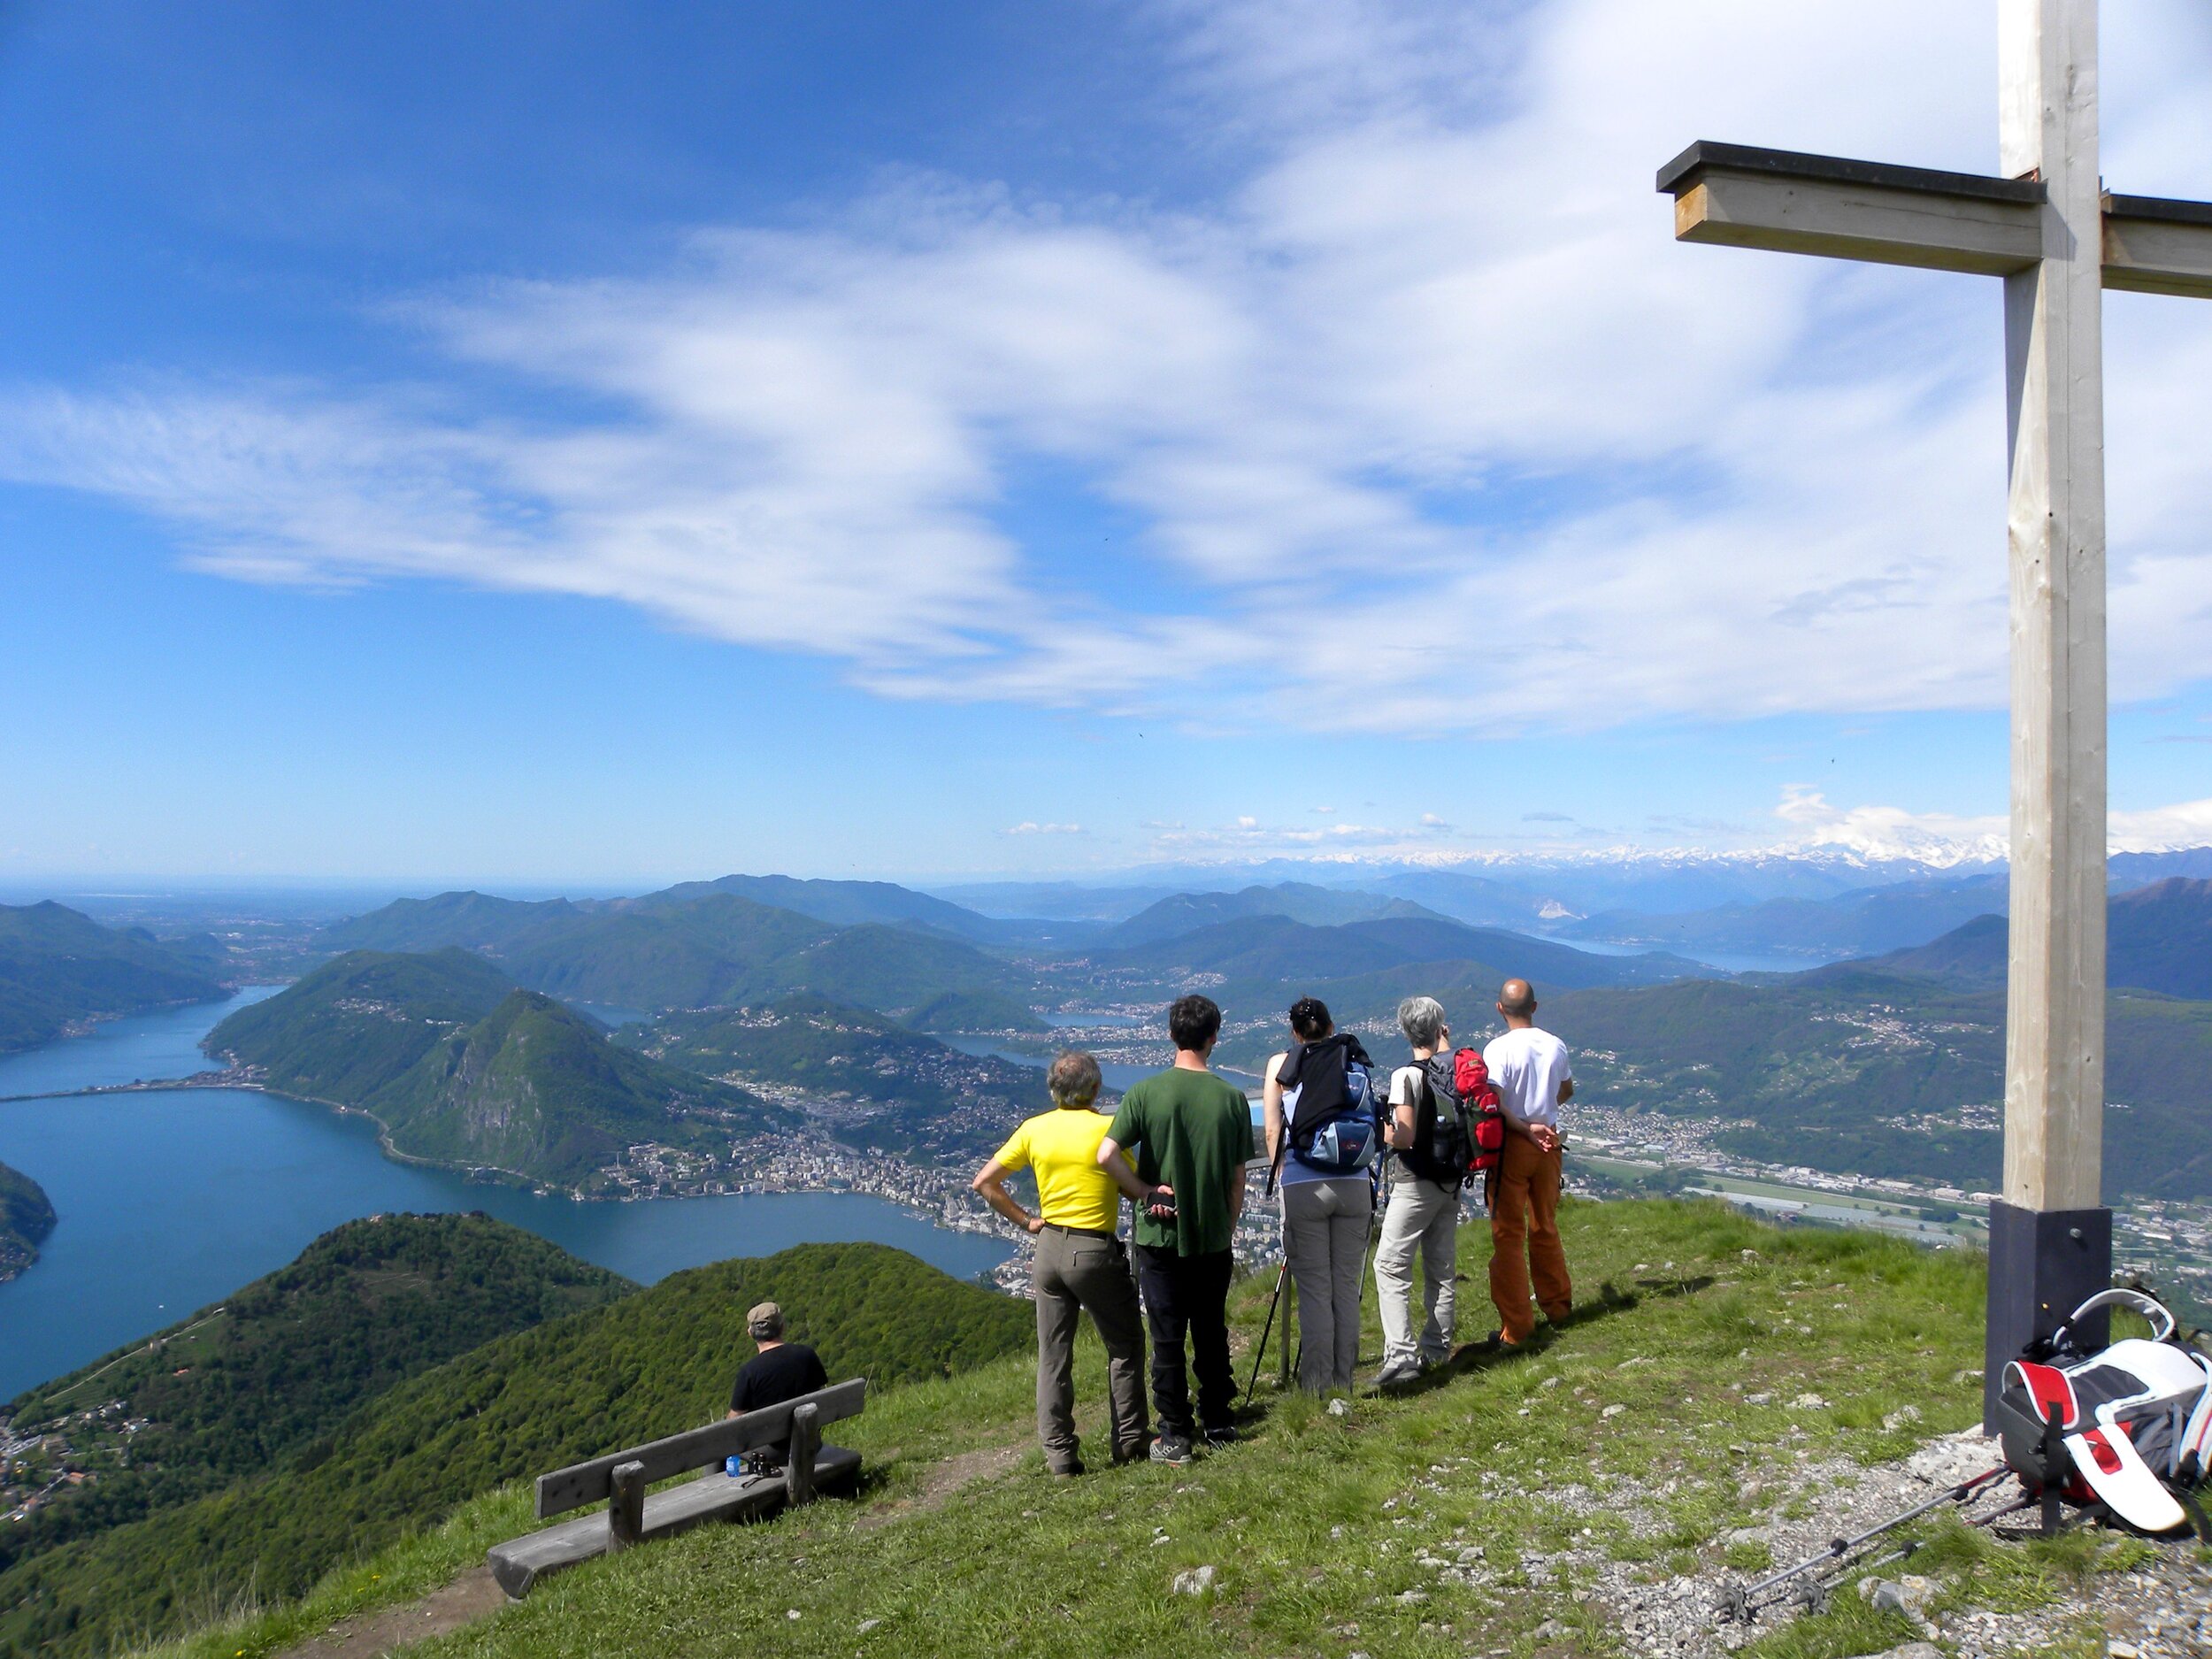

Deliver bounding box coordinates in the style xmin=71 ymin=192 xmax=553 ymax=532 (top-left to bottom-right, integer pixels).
xmin=1047 ymin=1049 xmax=1102 ymax=1108
xmin=1397 ymin=995 xmax=1447 ymax=1049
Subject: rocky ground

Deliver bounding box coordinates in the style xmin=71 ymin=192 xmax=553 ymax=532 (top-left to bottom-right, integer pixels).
xmin=1425 ymin=1423 xmax=2209 ymax=1658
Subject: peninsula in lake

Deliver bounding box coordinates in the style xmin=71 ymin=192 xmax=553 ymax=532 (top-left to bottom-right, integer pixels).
xmin=0 ymin=1161 xmax=56 ymax=1282
xmin=205 ymin=950 xmax=795 ymax=1191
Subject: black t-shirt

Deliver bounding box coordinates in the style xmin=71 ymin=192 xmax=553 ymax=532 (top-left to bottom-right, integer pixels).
xmin=729 ymin=1342 xmax=827 ymax=1415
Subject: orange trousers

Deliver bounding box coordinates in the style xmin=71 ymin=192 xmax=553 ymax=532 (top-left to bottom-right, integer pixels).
xmin=1488 ymin=1132 xmax=1571 ymax=1345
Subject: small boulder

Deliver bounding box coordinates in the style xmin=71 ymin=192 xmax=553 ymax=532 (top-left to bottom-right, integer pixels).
xmin=1171 ymin=1564 xmax=1216 ymax=1596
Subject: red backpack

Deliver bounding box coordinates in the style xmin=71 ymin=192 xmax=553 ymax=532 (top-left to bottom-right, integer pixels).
xmin=1415 ymin=1048 xmax=1508 ymax=1199
xmin=1453 ymin=1049 xmax=1508 ymax=1179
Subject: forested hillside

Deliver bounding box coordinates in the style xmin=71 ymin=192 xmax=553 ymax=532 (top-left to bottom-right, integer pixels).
xmin=0 ymin=1160 xmax=57 ymax=1282
xmin=631 ymin=995 xmax=1055 ymax=1161
xmin=1550 ymin=973 xmax=2212 ymax=1201
xmin=0 ymin=1217 xmax=629 ymax=1601
xmin=205 ymin=948 xmax=516 ymax=1099
xmin=372 ymin=989 xmax=791 ymax=1182
xmin=1862 ymin=876 xmax=2212 ymax=998
xmin=0 ymin=1241 xmax=1030 ymax=1658
xmin=318 ymin=889 xmax=1025 ymax=1016
xmin=0 ymin=902 xmax=227 ymax=1054
xmin=211 ymin=958 xmax=790 ymax=1186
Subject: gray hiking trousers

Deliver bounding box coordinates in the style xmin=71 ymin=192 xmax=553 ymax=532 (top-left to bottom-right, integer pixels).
xmin=1280 ymin=1176 xmax=1371 ymax=1393
xmin=1374 ymin=1173 xmax=1460 ymax=1369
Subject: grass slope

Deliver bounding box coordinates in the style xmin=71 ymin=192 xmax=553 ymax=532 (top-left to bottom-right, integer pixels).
xmin=0 ymin=902 xmax=227 ymax=1055
xmin=150 ymin=1200 xmax=2137 ymax=1659
xmin=0 ymin=1217 xmax=630 ymax=1622
xmin=8 ymin=1242 xmax=1028 ymax=1659
xmin=0 ymin=1158 xmax=57 ymax=1281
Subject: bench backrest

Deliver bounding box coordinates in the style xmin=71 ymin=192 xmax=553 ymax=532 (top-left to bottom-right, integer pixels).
xmin=534 ymin=1378 xmax=866 ymax=1519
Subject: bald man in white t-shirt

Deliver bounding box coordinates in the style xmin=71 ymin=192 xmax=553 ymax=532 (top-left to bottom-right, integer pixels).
xmin=1480 ymin=978 xmax=1574 ymax=1347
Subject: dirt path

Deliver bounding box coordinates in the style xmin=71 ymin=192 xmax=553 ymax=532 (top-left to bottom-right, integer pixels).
xmin=853 ymin=1440 xmax=1025 ymax=1532
xmin=271 ymin=1566 xmax=509 ymax=1659
xmin=270 ymin=1439 xmax=1029 ymax=1656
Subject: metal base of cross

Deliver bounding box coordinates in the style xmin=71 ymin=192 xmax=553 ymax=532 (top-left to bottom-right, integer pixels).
xmin=1982 ymin=1199 xmax=2113 ymax=1432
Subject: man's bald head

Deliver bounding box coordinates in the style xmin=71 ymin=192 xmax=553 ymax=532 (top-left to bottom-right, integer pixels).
xmin=1498 ymin=979 xmax=1537 ymax=1021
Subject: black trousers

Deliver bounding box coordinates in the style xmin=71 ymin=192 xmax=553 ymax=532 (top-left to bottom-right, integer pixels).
xmin=1134 ymin=1244 xmax=1235 ymax=1439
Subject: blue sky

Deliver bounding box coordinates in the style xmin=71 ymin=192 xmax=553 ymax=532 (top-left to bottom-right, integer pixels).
xmin=2 ymin=0 xmax=2208 ymax=885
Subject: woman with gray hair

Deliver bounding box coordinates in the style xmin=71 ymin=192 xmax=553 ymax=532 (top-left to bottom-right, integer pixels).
xmin=1373 ymin=995 xmax=1463 ymax=1388
xmin=972 ymin=1050 xmax=1148 ymax=1475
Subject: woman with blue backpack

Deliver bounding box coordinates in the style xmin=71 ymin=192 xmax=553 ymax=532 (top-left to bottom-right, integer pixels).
xmin=1261 ymin=997 xmax=1379 ymax=1396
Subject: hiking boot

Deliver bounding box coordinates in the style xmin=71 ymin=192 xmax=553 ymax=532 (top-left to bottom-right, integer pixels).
xmin=1148 ymin=1434 xmax=1195 ymax=1467
xmin=1202 ymin=1425 xmax=1238 ymax=1448
xmin=1375 ymin=1356 xmax=1422 ymax=1390
xmin=1048 ymin=1459 xmax=1087 ymax=1479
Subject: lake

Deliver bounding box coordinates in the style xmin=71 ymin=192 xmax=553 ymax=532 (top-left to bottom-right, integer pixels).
xmin=0 ymin=994 xmax=1011 ymax=1400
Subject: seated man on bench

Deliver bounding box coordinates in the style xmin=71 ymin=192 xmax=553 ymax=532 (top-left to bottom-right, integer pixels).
xmin=727 ymin=1302 xmax=826 ymax=1465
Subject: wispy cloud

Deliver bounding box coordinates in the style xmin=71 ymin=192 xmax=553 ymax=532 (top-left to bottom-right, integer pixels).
xmin=1002 ymin=821 xmax=1086 ymax=837
xmin=2 ymin=0 xmax=2208 ymax=737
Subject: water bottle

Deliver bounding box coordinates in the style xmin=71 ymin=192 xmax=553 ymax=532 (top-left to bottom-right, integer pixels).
xmin=725 ymin=1454 xmax=744 ymax=1478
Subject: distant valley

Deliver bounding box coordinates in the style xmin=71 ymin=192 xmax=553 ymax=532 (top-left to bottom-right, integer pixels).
xmin=184 ymin=867 xmax=2212 ymax=1215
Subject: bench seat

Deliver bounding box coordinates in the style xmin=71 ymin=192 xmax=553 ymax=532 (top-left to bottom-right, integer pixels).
xmin=488 ymin=1445 xmax=862 ymax=1598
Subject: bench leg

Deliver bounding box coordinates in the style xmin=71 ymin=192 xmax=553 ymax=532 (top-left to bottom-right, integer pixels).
xmin=785 ymin=1403 xmax=819 ymax=1508
xmin=609 ymin=1459 xmax=646 ymax=1552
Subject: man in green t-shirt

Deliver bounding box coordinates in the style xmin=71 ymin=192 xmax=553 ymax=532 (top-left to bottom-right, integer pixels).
xmin=1097 ymin=994 xmax=1255 ymax=1465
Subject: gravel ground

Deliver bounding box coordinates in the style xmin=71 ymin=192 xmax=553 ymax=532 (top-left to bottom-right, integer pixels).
xmin=1585 ymin=1426 xmax=2210 ymax=1657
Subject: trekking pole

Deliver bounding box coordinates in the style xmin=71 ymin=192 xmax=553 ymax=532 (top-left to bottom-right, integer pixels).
xmin=1244 ymin=1263 xmax=1288 ymax=1402
xmin=1721 ymin=1466 xmax=2008 ymax=1620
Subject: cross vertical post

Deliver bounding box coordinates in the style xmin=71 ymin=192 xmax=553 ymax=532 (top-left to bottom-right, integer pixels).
xmin=1658 ymin=0 xmax=2212 ymax=1428
xmin=1987 ymin=0 xmax=2112 ymax=1416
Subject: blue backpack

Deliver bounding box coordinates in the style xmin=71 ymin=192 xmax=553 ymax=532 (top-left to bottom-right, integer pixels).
xmin=1272 ymin=1033 xmax=1379 ymax=1187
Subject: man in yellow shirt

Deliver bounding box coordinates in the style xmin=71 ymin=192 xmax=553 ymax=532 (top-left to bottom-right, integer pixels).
xmin=972 ymin=1050 xmax=1148 ymax=1475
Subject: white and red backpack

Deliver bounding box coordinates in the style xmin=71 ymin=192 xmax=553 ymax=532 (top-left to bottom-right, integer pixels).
xmin=1995 ymin=1288 xmax=2212 ymax=1535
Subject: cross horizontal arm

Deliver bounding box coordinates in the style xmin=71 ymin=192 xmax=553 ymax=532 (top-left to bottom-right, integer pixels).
xmin=1657 ymin=142 xmax=2044 ymax=277
xmin=1659 ymin=142 xmax=2212 ymax=300
xmin=2103 ymin=193 xmax=2212 ymax=299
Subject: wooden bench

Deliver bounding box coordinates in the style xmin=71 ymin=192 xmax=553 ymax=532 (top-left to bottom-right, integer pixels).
xmin=486 ymin=1379 xmax=866 ymax=1598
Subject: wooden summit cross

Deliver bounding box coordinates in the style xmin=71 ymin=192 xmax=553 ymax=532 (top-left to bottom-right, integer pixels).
xmin=1656 ymin=0 xmax=2212 ymax=1425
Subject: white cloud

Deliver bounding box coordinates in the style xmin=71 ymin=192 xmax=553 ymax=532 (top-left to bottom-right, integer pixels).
xmin=2 ymin=1 xmax=2208 ymax=735
xmin=1002 ymin=821 xmax=1086 ymax=837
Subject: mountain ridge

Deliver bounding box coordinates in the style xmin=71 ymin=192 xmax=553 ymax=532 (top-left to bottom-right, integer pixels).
xmin=0 ymin=901 xmax=228 ymax=1054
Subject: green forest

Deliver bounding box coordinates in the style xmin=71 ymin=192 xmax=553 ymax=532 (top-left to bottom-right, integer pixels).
xmin=0 ymin=1160 xmax=57 ymax=1281
xmin=3 ymin=1215 xmax=632 ymax=1581
xmin=0 ymin=1237 xmax=1030 ymax=1658
xmin=629 ymin=995 xmax=1048 ymax=1160
xmin=209 ymin=953 xmax=793 ymax=1186
xmin=0 ymin=902 xmax=226 ymax=1055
